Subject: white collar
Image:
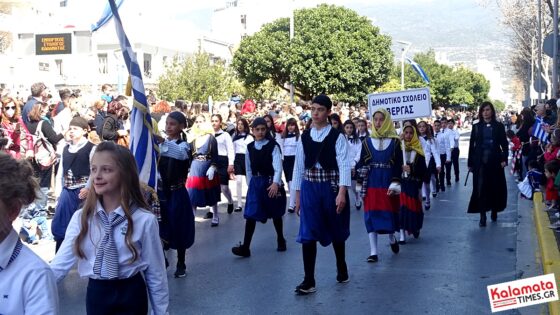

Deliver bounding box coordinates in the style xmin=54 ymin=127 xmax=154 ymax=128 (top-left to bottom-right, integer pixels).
xmin=0 ymin=229 xmax=18 ymax=270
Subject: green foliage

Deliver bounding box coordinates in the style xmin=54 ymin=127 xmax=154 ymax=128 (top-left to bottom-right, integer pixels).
xmin=241 ymin=79 xmax=287 ymax=102
xmin=492 ymin=99 xmax=506 ymax=112
xmin=232 ymin=4 xmax=393 ymax=102
xmin=157 ymin=52 xmax=237 ymax=102
xmin=400 ymin=50 xmax=490 ymax=108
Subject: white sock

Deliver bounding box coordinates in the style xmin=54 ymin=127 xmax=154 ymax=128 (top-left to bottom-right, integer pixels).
xmin=389 ymin=233 xmax=397 ymax=244
xmin=368 ymin=232 xmax=378 ymax=256
xmin=423 ymin=183 xmax=430 ymax=203
xmin=221 ymin=184 xmax=233 ymax=204
xmin=212 ymin=204 xmax=219 ymax=219
xmin=236 ymin=176 xmax=244 ymax=208
xmin=430 ymin=176 xmax=437 ymax=192
xmin=288 ymin=181 xmax=296 ymax=208
xmin=399 ymin=229 xmax=406 ymax=242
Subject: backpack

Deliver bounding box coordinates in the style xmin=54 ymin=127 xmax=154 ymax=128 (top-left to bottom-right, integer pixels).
xmin=33 ymin=120 xmax=57 ymax=168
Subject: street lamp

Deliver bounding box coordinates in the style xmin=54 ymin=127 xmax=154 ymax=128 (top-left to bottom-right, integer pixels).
xmin=396 ymin=40 xmax=411 ymax=90
xmin=289 ymin=0 xmax=295 ymax=104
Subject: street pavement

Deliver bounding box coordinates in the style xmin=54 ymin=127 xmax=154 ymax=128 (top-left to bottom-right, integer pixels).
xmin=33 ymin=131 xmax=547 ymax=314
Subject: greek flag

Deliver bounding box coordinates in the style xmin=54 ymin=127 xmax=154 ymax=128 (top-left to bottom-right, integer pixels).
xmin=532 ymin=116 xmax=549 ymax=144
xmin=91 ymin=0 xmax=124 ymax=32
xmin=406 ymin=57 xmax=430 ymax=84
xmin=109 ymin=0 xmax=158 ymax=188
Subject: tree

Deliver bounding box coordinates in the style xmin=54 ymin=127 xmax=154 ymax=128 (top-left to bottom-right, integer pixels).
xmin=157 ymin=52 xmax=237 ymax=102
xmin=232 ymin=4 xmax=393 ymax=102
xmin=492 ymin=99 xmax=506 ymax=112
xmin=395 ymin=50 xmax=490 ymax=108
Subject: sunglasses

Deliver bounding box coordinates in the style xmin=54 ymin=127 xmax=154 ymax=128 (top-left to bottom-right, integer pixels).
xmin=3 ymin=106 xmax=16 ymax=110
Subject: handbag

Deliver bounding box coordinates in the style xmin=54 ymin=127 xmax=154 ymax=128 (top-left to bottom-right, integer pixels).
xmin=33 ymin=120 xmax=57 ymax=169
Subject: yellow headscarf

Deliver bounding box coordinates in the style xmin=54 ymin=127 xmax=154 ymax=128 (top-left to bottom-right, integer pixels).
xmin=188 ymin=121 xmax=214 ymax=146
xmin=403 ymin=125 xmax=424 ymax=157
xmin=370 ymin=108 xmax=399 ymax=139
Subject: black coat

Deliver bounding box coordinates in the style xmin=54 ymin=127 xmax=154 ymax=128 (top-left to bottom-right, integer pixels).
xmin=467 ymin=120 xmax=509 ymax=213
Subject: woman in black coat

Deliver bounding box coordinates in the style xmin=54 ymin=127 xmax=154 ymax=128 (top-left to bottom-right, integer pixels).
xmin=467 ymin=101 xmax=509 ymax=227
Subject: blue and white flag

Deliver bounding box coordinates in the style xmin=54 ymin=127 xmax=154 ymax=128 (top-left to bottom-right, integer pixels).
xmin=91 ymin=0 xmax=124 ymax=32
xmin=533 ymin=116 xmax=549 ymax=144
xmin=406 ymin=57 xmax=430 ymax=84
xmin=109 ymin=0 xmax=158 ymax=189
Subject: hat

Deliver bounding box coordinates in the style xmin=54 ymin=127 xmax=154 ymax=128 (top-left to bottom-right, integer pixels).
xmin=311 ymin=94 xmax=332 ymax=110
xmin=251 ymin=117 xmax=267 ymax=128
xmin=69 ymin=116 xmax=89 ymax=130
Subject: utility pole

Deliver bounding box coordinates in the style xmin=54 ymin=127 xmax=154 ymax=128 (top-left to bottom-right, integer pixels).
xmin=553 ymin=0 xmax=558 ymax=98
xmin=537 ymin=0 xmax=543 ymax=103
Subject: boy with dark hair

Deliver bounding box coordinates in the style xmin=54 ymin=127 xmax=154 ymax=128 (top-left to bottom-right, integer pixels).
xmin=292 ymin=94 xmax=351 ymax=295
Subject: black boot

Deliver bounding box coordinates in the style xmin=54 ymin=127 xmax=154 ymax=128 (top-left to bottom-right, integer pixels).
xmin=491 ymin=210 xmax=497 ymax=222
xmin=479 ymin=212 xmax=487 ymax=227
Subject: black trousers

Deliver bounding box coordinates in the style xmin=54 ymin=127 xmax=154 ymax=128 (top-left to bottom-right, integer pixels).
xmin=86 ymin=273 xmax=148 ymax=315
xmin=437 ymin=154 xmax=447 ymax=191
xmin=450 ymin=148 xmax=460 ymax=181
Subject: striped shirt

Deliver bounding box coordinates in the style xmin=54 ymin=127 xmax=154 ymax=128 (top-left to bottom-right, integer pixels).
xmin=160 ymin=139 xmax=189 ymax=161
xmin=292 ymin=124 xmax=351 ymax=190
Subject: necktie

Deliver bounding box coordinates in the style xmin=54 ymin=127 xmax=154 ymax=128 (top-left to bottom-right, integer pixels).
xmin=93 ymin=209 xmax=132 ymax=279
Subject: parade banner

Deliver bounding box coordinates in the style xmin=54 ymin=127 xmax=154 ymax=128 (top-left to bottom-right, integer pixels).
xmin=367 ymin=88 xmax=432 ymax=121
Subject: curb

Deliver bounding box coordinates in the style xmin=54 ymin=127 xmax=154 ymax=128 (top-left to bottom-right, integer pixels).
xmin=533 ymin=192 xmax=560 ymax=314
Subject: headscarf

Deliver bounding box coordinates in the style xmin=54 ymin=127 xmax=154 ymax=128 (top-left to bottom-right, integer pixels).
xmin=403 ymin=125 xmax=424 ymax=157
xmin=370 ymin=108 xmax=399 ymax=139
xmin=188 ymin=121 xmax=214 ymax=144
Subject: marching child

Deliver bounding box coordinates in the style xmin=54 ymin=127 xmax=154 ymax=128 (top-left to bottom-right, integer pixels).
xmin=51 ymin=117 xmax=95 ymax=252
xmin=232 ymin=118 xmax=254 ymax=213
xmin=155 ymin=111 xmax=195 ymax=278
xmin=231 ymin=117 xmax=287 ymax=257
xmin=342 ymin=120 xmax=362 ymax=210
xmin=50 ymin=141 xmax=169 ymax=315
xmin=280 ymin=117 xmax=300 ymax=213
xmin=292 ymin=95 xmax=351 ymax=295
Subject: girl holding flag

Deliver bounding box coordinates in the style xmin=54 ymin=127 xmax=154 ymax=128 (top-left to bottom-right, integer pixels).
xmin=398 ymin=125 xmax=427 ymax=244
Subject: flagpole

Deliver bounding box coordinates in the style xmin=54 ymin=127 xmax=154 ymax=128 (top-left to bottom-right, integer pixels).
xmin=396 ymin=40 xmax=411 ymax=178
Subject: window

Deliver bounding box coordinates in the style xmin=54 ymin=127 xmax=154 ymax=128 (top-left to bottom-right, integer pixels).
xmin=55 ymin=59 xmax=63 ymax=76
xmin=98 ymin=53 xmax=108 ymax=74
xmin=143 ymin=53 xmax=152 ymax=78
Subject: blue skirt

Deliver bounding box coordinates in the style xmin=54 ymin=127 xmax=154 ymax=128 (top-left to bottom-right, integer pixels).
xmin=244 ymin=176 xmax=286 ymax=222
xmin=51 ymin=188 xmax=82 ymax=241
xmin=297 ymin=180 xmax=350 ymax=246
xmin=158 ymin=187 xmax=195 ymax=250
xmin=187 ymin=159 xmax=221 ymax=207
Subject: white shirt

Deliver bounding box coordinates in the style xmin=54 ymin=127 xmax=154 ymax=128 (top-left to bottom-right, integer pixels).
xmin=279 ymin=134 xmax=299 ymax=157
xmin=434 ymin=130 xmax=451 ymax=159
xmin=292 ymin=124 xmax=351 ymax=190
xmin=245 ymin=139 xmax=283 ymax=185
xmin=215 ymin=130 xmax=234 ymax=164
xmin=0 ymin=229 xmax=58 ymax=315
xmin=420 ymin=137 xmax=441 ymax=168
xmin=53 ymin=107 xmax=72 ymax=135
xmin=50 ymin=204 xmax=169 ymax=315
xmin=233 ymin=133 xmax=254 ymax=155
xmin=447 ymin=128 xmax=460 ymax=149
xmin=345 ymin=136 xmax=362 ymax=169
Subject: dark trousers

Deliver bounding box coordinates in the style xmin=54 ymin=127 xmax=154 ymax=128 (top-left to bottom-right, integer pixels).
xmin=86 ymin=273 xmax=148 ymax=315
xmin=437 ymin=154 xmax=447 ymax=191
xmin=302 ymin=241 xmax=347 ymax=284
xmin=450 ymin=148 xmax=460 ymax=181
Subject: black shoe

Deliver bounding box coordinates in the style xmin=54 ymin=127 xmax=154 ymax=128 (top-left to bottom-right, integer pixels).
xmin=288 ymin=207 xmax=295 ymax=213
xmin=337 ymin=271 xmax=349 ymax=283
xmin=422 ymin=196 xmax=426 ymax=201
xmin=234 ymin=206 xmax=242 ymax=212
xmin=390 ymin=241 xmax=400 ymax=254
xmin=432 ymin=192 xmax=437 ymax=198
xmin=455 ymin=177 xmax=460 ymax=183
xmin=446 ymin=182 xmax=451 ymax=186
xmin=295 ymin=280 xmax=316 ymax=295
xmin=398 ymin=240 xmax=406 ymax=245
xmin=227 ymin=203 xmax=234 ymax=214
xmin=479 ymin=214 xmax=487 ymax=227
xmin=277 ymin=238 xmax=287 ymax=252
xmin=413 ymin=231 xmax=420 ymax=239
xmin=491 ymin=211 xmax=497 ymax=222
xmin=204 ymin=212 xmax=213 ymax=219
xmin=174 ymin=262 xmax=186 ymax=278
xmin=165 ymin=257 xmax=169 ymax=269
xmin=367 ymin=255 xmax=378 ymax=263
xmin=232 ymin=243 xmax=251 ymax=257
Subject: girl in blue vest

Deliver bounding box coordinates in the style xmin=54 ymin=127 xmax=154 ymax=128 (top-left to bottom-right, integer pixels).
xmin=156 ymin=111 xmax=194 ymax=278
xmin=51 ymin=117 xmax=95 ymax=252
xmin=231 ymin=117 xmax=286 ymax=257
xmin=355 ymin=108 xmax=402 ymax=263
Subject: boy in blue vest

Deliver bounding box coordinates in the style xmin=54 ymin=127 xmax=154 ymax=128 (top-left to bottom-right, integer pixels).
xmin=292 ymin=94 xmax=351 ymax=295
